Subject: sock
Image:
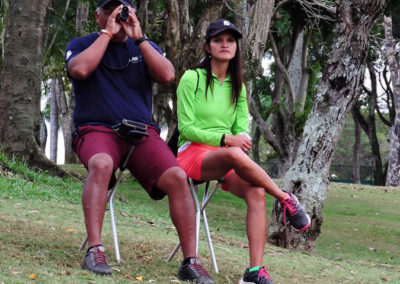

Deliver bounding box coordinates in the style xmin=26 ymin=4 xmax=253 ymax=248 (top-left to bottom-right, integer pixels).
xmin=87 ymin=244 xmax=102 ymax=253
xmin=249 ymin=266 xmax=262 ymax=272
xmin=182 ymin=256 xmax=196 ymax=265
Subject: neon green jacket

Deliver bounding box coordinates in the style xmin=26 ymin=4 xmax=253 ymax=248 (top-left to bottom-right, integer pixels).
xmin=177 ymin=68 xmax=249 ymax=148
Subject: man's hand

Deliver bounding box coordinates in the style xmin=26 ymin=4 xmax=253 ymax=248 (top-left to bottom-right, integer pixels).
xmin=105 ymin=5 xmax=123 ymax=37
xmin=225 ymin=134 xmax=252 ymax=153
xmin=120 ymin=6 xmax=143 ymax=41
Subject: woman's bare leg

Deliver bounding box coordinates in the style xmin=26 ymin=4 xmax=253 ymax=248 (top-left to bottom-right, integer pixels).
xmin=223 ymin=171 xmax=267 ymax=267
xmin=201 ymin=147 xmax=287 ymax=201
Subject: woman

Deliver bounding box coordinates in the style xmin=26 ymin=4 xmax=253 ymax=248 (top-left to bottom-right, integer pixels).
xmin=176 ymin=19 xmax=310 ymax=284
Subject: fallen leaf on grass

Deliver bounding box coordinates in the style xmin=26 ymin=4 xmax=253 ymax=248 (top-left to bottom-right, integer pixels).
xmin=124 ymin=274 xmax=132 ymax=279
xmin=382 ymin=277 xmax=390 ymax=281
xmin=65 ymin=227 xmax=74 ymax=232
xmin=11 ymin=271 xmax=22 ymax=275
xmin=145 ymin=257 xmax=152 ymax=263
xmin=135 ymin=275 xmax=143 ymax=281
xmin=29 ymin=274 xmax=37 ymax=280
xmin=61 ymin=270 xmax=70 ymax=275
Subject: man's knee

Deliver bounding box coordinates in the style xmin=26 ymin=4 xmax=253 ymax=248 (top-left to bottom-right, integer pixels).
xmin=87 ymin=153 xmax=114 ymax=178
xmin=156 ymin=166 xmax=188 ymax=193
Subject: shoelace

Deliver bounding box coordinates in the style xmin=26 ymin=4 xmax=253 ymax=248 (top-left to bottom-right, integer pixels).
xmin=282 ymin=195 xmax=299 ymax=225
xmin=190 ymin=260 xmax=210 ymax=277
xmin=258 ymin=267 xmax=272 ymax=281
xmin=91 ymin=247 xmax=107 ymax=265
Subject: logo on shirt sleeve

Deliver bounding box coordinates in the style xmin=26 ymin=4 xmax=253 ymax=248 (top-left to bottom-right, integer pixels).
xmin=66 ymin=50 xmax=72 ymax=60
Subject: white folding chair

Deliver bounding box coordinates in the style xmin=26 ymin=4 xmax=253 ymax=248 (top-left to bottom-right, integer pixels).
xmin=166 ymin=178 xmax=222 ymax=273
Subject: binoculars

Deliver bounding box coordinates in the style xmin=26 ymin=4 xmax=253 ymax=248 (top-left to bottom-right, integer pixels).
xmin=117 ymin=5 xmax=129 ymax=22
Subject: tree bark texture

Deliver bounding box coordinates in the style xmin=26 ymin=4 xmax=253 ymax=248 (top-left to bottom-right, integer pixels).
xmin=55 ymin=77 xmax=78 ymax=164
xmin=267 ymin=0 xmax=385 ymax=250
xmin=75 ymin=0 xmax=89 ymax=36
xmin=0 ymin=0 xmax=69 ymax=176
xmin=352 ymin=110 xmax=361 ymax=184
xmin=50 ymin=79 xmax=59 ymax=163
xmin=384 ymin=15 xmax=400 ymax=186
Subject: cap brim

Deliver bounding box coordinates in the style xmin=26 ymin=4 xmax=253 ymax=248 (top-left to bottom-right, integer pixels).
xmin=99 ymin=0 xmax=132 ymax=7
xmin=208 ymin=28 xmax=242 ymax=39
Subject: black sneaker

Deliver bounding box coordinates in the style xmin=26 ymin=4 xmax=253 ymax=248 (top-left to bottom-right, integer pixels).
xmin=83 ymin=245 xmax=112 ymax=275
xmin=280 ymin=191 xmax=311 ymax=232
xmin=240 ymin=266 xmax=274 ymax=284
xmin=178 ymin=257 xmax=214 ymax=284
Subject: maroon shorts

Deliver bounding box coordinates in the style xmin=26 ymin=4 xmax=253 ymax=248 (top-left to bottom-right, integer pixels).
xmin=73 ymin=125 xmax=179 ymax=200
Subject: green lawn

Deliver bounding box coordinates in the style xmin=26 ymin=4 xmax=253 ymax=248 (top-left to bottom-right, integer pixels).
xmin=0 ymin=156 xmax=399 ymax=283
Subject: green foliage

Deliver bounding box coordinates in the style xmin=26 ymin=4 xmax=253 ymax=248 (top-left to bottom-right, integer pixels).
xmin=332 ymin=113 xmax=390 ymax=169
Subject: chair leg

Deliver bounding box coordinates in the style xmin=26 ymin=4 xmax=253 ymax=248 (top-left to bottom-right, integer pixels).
xmin=79 ymin=236 xmax=88 ymax=252
xmin=166 ymin=179 xmax=220 ymax=273
xmin=166 ymin=178 xmax=201 ymax=262
xmin=201 ymin=182 xmax=219 ymax=273
xmin=189 ymin=179 xmax=201 ymax=254
xmin=109 ymin=188 xmax=121 ymax=263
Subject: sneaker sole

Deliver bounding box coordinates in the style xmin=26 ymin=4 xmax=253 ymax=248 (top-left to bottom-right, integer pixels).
xmin=82 ymin=266 xmax=111 ymax=276
xmin=238 ymin=279 xmax=256 ymax=284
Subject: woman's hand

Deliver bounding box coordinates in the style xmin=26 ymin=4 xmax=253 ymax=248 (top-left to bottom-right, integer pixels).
xmin=225 ymin=134 xmax=252 ymax=153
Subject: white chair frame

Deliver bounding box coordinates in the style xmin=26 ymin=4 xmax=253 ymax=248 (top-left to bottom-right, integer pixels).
xmin=166 ymin=178 xmax=221 ymax=273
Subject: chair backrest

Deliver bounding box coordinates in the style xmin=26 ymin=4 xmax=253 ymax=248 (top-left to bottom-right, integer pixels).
xmin=167 ymin=69 xmax=200 ymax=157
xmin=167 ymin=126 xmax=180 ymax=157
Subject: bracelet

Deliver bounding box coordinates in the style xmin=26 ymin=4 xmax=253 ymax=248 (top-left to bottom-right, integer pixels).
xmin=100 ymin=29 xmax=113 ymax=39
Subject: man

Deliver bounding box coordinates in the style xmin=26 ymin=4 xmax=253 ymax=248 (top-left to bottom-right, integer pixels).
xmin=65 ymin=1 xmax=213 ymax=283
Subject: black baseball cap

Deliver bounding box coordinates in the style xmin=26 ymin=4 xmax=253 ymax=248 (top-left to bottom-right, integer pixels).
xmin=97 ymin=0 xmax=133 ymax=7
xmin=206 ymin=19 xmax=242 ymax=40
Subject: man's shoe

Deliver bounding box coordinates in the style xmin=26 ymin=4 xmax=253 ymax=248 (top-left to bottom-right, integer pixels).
xmin=83 ymin=245 xmax=112 ymax=275
xmin=240 ymin=266 xmax=274 ymax=284
xmin=280 ymin=191 xmax=311 ymax=232
xmin=178 ymin=257 xmax=214 ymax=284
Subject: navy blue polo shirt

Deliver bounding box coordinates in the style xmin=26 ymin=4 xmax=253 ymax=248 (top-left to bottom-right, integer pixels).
xmin=65 ymin=33 xmax=162 ymax=129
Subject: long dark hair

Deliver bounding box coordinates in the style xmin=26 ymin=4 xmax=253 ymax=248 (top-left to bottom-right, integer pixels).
xmin=194 ymin=33 xmax=243 ymax=109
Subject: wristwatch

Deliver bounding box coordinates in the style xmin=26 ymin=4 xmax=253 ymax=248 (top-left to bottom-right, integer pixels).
xmin=135 ymin=35 xmax=148 ymax=46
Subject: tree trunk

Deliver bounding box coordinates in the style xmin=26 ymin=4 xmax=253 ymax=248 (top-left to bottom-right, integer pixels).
xmin=0 ymin=0 xmax=69 ymax=177
xmin=55 ymin=77 xmax=78 ymax=164
xmin=351 ymin=110 xmax=361 ymax=184
xmin=39 ymin=113 xmax=47 ymax=151
xmin=353 ymin=63 xmax=386 ymax=185
xmin=384 ymin=15 xmax=400 ymax=186
xmin=50 ymin=79 xmax=59 ymax=163
xmin=75 ymin=0 xmax=89 ymax=36
xmin=267 ymin=0 xmax=385 ymax=250
xmin=252 ymin=122 xmax=261 ymax=164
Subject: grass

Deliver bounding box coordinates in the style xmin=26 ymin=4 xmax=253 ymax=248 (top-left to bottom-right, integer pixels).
xmin=0 ymin=154 xmax=399 ymax=283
